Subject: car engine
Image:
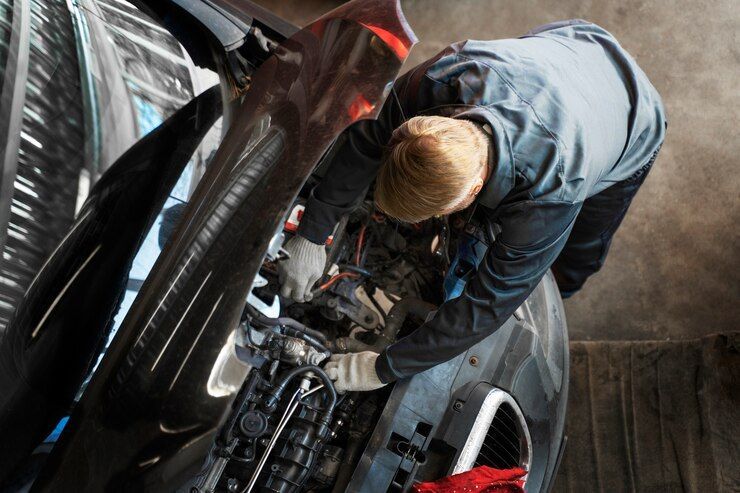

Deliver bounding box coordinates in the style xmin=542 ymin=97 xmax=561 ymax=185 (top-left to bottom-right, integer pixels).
xmin=186 ymin=201 xmax=453 ymax=493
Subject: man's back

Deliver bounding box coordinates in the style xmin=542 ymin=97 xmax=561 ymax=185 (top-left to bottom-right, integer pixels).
xmin=420 ymin=21 xmax=666 ymax=201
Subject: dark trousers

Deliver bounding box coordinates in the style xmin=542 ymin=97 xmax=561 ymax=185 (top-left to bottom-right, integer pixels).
xmin=552 ymin=148 xmax=661 ymax=298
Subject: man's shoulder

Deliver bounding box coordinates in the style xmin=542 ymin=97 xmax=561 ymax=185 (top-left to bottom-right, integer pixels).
xmin=420 ymin=40 xmax=486 ymax=84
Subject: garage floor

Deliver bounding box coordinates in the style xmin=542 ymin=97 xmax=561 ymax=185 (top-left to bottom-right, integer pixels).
xmin=553 ymin=333 xmax=740 ymax=492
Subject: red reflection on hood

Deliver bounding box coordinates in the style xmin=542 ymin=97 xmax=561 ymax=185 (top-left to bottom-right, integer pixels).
xmin=348 ymin=93 xmax=375 ymax=121
xmin=360 ymin=22 xmax=410 ymax=59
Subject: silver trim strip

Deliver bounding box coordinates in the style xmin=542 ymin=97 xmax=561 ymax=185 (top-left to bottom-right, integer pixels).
xmin=452 ymin=388 xmax=532 ymax=475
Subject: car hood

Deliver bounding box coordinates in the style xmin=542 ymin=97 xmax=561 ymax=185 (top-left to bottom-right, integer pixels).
xmin=31 ymin=1 xmax=416 ymax=490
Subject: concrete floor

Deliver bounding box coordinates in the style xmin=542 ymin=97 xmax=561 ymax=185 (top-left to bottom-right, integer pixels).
xmin=253 ymin=0 xmax=740 ymax=341
xmin=554 ymin=333 xmax=740 ymax=492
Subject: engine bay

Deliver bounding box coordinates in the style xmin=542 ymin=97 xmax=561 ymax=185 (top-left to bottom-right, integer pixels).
xmin=189 ymin=200 xmax=459 ymax=492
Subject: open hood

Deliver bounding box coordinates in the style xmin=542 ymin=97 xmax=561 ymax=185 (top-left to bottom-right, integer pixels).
xmin=30 ymin=1 xmax=416 ymax=490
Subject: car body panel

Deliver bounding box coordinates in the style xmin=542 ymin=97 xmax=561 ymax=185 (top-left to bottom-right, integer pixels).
xmin=29 ymin=1 xmax=416 ymax=491
xmin=0 ymin=86 xmax=222 ymax=482
xmin=347 ymin=273 xmax=568 ymax=492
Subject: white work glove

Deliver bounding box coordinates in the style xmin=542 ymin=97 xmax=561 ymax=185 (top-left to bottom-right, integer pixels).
xmin=324 ymin=351 xmax=387 ymax=393
xmin=278 ymin=236 xmax=326 ymax=303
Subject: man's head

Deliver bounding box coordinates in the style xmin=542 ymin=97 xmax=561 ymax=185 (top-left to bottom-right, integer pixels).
xmin=375 ymin=116 xmax=489 ymax=223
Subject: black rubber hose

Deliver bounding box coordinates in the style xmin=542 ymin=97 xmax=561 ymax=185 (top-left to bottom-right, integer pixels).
xmin=337 ymin=264 xmax=372 ymax=277
xmin=330 ymin=435 xmax=363 ymax=493
xmin=245 ymin=304 xmax=328 ymax=343
xmin=262 ymin=365 xmax=337 ymax=423
xmin=242 ymin=319 xmax=269 ymax=349
xmin=333 ymin=337 xmax=374 ymax=353
xmin=282 ymin=327 xmax=330 ymax=355
xmin=383 ymin=297 xmax=437 ymax=341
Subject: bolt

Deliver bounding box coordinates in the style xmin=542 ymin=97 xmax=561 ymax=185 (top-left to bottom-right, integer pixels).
xmin=469 ymin=356 xmax=479 ymax=366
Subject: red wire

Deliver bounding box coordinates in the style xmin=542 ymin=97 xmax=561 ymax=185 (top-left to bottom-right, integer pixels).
xmin=354 ymin=224 xmax=367 ymax=265
xmin=318 ymin=224 xmax=367 ymax=293
xmin=318 ymin=272 xmax=358 ymax=291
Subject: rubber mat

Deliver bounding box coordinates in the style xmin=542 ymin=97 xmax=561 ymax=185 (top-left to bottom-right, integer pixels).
xmin=552 ymin=333 xmax=740 ymax=492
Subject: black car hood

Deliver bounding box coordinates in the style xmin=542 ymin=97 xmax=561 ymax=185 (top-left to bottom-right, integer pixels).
xmin=29 ymin=1 xmax=416 ymax=491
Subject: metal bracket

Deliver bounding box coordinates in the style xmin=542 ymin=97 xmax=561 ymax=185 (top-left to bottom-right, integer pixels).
xmin=324 ymin=279 xmax=380 ymax=330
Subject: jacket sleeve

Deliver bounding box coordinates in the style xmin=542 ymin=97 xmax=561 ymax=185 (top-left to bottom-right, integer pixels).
xmin=375 ymin=199 xmax=582 ymax=383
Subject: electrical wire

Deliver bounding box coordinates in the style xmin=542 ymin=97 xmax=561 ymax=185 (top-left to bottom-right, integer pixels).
xmin=317 ymin=272 xmax=359 ymax=292
xmin=243 ymin=316 xmax=268 ymax=349
xmin=245 ymin=304 xmax=328 ymax=343
xmin=315 ymin=221 xmax=372 ymax=293
xmin=337 ymin=264 xmax=372 ymax=277
xmin=354 ymin=224 xmax=367 ymax=265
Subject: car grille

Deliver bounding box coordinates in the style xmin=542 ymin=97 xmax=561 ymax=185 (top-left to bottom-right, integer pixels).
xmin=451 ymin=388 xmax=532 ymax=476
xmin=474 ymin=402 xmax=523 ymax=469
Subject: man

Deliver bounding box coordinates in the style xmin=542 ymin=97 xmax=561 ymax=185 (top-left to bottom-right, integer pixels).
xmin=279 ymin=20 xmax=666 ymax=393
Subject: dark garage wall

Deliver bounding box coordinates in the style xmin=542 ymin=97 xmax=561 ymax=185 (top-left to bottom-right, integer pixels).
xmin=253 ymin=0 xmax=740 ymax=341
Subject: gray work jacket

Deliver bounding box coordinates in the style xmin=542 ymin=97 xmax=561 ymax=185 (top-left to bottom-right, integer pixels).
xmin=297 ymin=20 xmax=666 ymax=383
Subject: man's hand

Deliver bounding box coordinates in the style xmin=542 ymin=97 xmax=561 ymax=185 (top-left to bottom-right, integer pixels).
xmin=324 ymin=352 xmax=387 ymax=393
xmin=278 ymin=236 xmax=326 ymax=303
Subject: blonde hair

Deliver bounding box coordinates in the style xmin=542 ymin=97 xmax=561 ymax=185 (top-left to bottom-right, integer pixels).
xmin=375 ymin=116 xmax=488 ymax=223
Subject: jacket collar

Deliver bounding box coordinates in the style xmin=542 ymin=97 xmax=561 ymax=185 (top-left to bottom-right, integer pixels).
xmin=454 ymin=107 xmax=514 ymax=210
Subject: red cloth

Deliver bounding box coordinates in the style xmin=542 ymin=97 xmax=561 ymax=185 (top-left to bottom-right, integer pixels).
xmin=412 ymin=466 xmax=526 ymax=493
